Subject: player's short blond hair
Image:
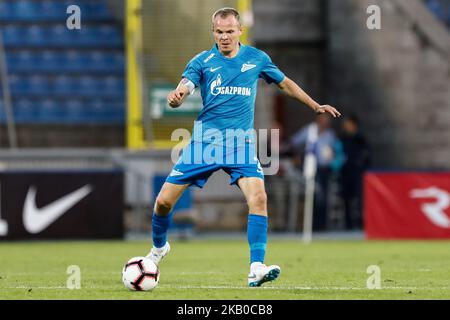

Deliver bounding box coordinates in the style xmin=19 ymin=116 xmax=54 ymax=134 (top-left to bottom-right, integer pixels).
xmin=211 ymin=7 xmax=241 ymax=29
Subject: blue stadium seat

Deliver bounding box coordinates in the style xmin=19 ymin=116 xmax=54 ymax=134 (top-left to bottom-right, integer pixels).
xmin=21 ymin=50 xmax=41 ymax=71
xmin=50 ymin=25 xmax=78 ymax=46
xmin=102 ymin=76 xmax=125 ymax=97
xmin=0 ymin=2 xmax=14 ymax=21
xmin=87 ymin=99 xmax=108 ymax=121
xmin=53 ymin=75 xmax=76 ymax=96
xmin=2 ymin=25 xmax=25 ymax=46
xmin=85 ymin=51 xmax=125 ymax=72
xmin=447 ymin=6 xmax=450 ymax=25
xmin=79 ymin=76 xmax=99 ymax=96
xmin=64 ymin=99 xmax=87 ymax=122
xmin=95 ymin=25 xmax=122 ymax=46
xmin=38 ymin=50 xmax=63 ymax=72
xmin=26 ymin=25 xmax=48 ymax=46
xmin=113 ymin=52 xmax=125 ymax=70
xmin=110 ymin=100 xmax=125 ymax=120
xmin=15 ymin=98 xmax=37 ymax=122
xmin=9 ymin=74 xmax=26 ymax=94
xmin=40 ymin=0 xmax=66 ymax=20
xmin=55 ymin=26 xmax=96 ymax=47
xmin=27 ymin=75 xmax=50 ymax=95
xmin=426 ymin=0 xmax=446 ymax=19
xmin=88 ymin=2 xmax=111 ymax=20
xmin=84 ymin=99 xmax=124 ymax=123
xmin=88 ymin=51 xmax=110 ymax=71
xmin=4 ymin=53 xmax=15 ymax=70
xmin=6 ymin=50 xmax=37 ymax=71
xmin=38 ymin=98 xmax=62 ymax=121
xmin=1 ymin=1 xmax=125 ymax=124
xmin=0 ymin=100 xmax=5 ymax=122
xmin=54 ymin=25 xmax=70 ymax=46
xmin=13 ymin=0 xmax=39 ymax=21
xmin=62 ymin=50 xmax=87 ymax=72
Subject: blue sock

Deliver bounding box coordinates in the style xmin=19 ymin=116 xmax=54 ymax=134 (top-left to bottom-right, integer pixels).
xmin=247 ymin=214 xmax=268 ymax=264
xmin=152 ymin=213 xmax=172 ymax=248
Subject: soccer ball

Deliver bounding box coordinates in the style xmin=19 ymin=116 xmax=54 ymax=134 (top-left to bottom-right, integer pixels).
xmin=122 ymin=257 xmax=159 ymax=291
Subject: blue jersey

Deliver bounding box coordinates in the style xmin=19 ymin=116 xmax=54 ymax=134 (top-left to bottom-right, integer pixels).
xmin=182 ymin=43 xmax=285 ymax=147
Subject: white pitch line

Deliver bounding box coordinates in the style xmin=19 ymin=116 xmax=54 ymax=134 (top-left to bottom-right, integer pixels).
xmin=4 ymin=285 xmax=450 ymax=291
xmin=157 ymin=285 xmax=419 ymax=291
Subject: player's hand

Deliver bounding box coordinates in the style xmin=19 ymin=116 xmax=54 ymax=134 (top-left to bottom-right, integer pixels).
xmin=316 ymin=105 xmax=341 ymax=118
xmin=167 ymin=90 xmax=185 ymax=108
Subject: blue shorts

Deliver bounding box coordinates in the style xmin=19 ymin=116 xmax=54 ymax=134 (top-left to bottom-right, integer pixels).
xmin=166 ymin=141 xmax=264 ymax=188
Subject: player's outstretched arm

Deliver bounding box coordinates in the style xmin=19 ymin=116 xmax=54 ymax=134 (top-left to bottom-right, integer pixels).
xmin=167 ymin=78 xmax=192 ymax=108
xmin=277 ymin=77 xmax=341 ymax=118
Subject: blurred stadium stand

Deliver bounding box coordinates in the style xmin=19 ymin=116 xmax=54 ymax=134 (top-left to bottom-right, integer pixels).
xmin=0 ymin=0 xmax=125 ymax=147
xmin=0 ymin=0 xmax=449 ymax=236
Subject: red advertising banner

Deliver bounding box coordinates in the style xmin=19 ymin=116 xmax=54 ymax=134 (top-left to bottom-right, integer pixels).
xmin=364 ymin=172 xmax=450 ymax=239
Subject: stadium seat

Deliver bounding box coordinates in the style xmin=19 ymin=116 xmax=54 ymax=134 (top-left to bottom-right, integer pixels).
xmin=53 ymin=75 xmax=77 ymax=96
xmin=447 ymin=6 xmax=450 ymax=26
xmin=426 ymin=0 xmax=446 ymax=19
xmin=64 ymin=99 xmax=87 ymax=122
xmin=8 ymin=50 xmax=37 ymax=71
xmin=102 ymin=76 xmax=125 ymax=97
xmin=0 ymin=99 xmax=5 ymax=122
xmin=110 ymin=100 xmax=125 ymax=120
xmin=87 ymin=99 xmax=109 ymax=121
xmin=26 ymin=25 xmax=48 ymax=46
xmin=13 ymin=0 xmax=39 ymax=21
xmin=38 ymin=98 xmax=62 ymax=121
xmin=95 ymin=25 xmax=122 ymax=47
xmin=88 ymin=51 xmax=109 ymax=72
xmin=0 ymin=2 xmax=14 ymax=21
xmin=113 ymin=52 xmax=125 ymax=70
xmin=79 ymin=76 xmax=99 ymax=96
xmin=87 ymin=99 xmax=124 ymax=123
xmin=50 ymin=25 xmax=69 ymax=46
xmin=86 ymin=51 xmax=125 ymax=72
xmin=1 ymin=0 xmax=125 ymax=124
xmin=2 ymin=25 xmax=25 ymax=46
xmin=9 ymin=74 xmax=26 ymax=94
xmin=38 ymin=51 xmax=63 ymax=72
xmin=28 ymin=75 xmax=50 ymax=95
xmin=15 ymin=98 xmax=37 ymax=122
xmin=63 ymin=50 xmax=89 ymax=72
xmin=40 ymin=0 xmax=66 ymax=20
xmin=80 ymin=1 xmax=111 ymax=20
xmin=0 ymin=100 xmax=4 ymax=122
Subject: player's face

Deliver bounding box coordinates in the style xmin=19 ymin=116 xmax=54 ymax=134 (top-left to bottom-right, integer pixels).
xmin=213 ymin=15 xmax=242 ymax=56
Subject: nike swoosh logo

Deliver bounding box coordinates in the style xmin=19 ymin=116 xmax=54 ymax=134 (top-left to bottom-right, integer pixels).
xmin=241 ymin=64 xmax=257 ymax=72
xmin=210 ymin=66 xmax=222 ymax=72
xmin=23 ymin=185 xmax=93 ymax=234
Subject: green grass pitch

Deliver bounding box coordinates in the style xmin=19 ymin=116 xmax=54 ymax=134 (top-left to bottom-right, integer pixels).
xmin=1 ymin=239 xmax=450 ymax=300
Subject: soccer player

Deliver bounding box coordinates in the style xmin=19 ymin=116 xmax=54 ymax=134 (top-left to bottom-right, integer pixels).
xmin=147 ymin=7 xmax=341 ymax=287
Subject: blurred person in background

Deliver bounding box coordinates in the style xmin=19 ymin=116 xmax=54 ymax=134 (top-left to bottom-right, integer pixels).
xmin=149 ymin=7 xmax=341 ymax=287
xmin=339 ymin=114 xmax=371 ymax=230
xmin=288 ymin=114 xmax=345 ymax=231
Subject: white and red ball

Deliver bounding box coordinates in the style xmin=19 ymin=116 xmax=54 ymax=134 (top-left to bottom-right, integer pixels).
xmin=122 ymin=257 xmax=159 ymax=291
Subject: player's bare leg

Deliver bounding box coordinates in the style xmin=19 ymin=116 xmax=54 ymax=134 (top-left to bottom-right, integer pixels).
xmin=238 ymin=177 xmax=281 ymax=287
xmin=147 ymin=182 xmax=189 ymax=265
xmin=154 ymin=182 xmax=189 ymax=216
